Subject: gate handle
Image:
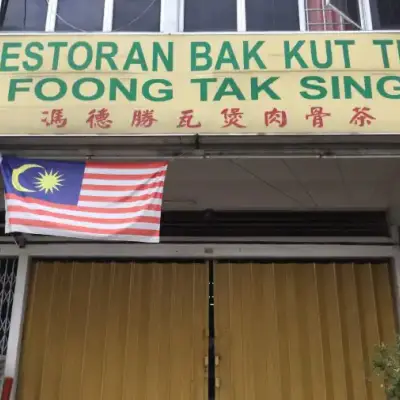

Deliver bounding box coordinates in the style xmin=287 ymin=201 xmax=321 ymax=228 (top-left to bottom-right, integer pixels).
xmin=215 ymin=377 xmax=221 ymax=389
xmin=204 ymin=355 xmax=208 ymax=372
xmin=205 ymin=355 xmax=221 ymax=368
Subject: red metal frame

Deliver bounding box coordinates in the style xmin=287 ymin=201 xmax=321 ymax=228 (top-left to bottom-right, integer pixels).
xmin=1 ymin=378 xmax=13 ymax=400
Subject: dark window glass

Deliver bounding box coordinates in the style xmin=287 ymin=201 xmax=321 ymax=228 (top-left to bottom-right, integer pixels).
xmin=246 ymin=0 xmax=299 ymax=30
xmin=113 ymin=0 xmax=160 ymax=31
xmin=184 ymin=0 xmax=237 ymax=31
xmin=375 ymin=0 xmax=400 ymax=28
xmin=1 ymin=0 xmax=47 ymax=31
xmin=55 ymin=0 xmax=104 ymax=31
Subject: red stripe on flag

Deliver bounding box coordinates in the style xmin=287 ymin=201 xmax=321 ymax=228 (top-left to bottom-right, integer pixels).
xmin=8 ymin=218 xmax=160 ymax=236
xmin=81 ymin=181 xmax=164 ymax=191
xmin=5 ymin=194 xmax=162 ymax=213
xmin=7 ymin=206 xmax=160 ymax=224
xmin=83 ymin=171 xmax=166 ymax=180
xmin=86 ymin=161 xmax=168 ymax=169
xmin=79 ymin=192 xmax=163 ymax=203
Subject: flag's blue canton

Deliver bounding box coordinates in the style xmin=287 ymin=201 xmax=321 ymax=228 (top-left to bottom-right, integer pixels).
xmin=1 ymin=156 xmax=86 ymax=205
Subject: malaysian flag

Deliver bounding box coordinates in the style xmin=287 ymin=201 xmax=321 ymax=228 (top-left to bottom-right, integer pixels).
xmin=0 ymin=156 xmax=168 ymax=242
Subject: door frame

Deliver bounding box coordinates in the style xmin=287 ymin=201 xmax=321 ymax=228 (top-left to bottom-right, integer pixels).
xmin=3 ymin=240 xmax=400 ymax=400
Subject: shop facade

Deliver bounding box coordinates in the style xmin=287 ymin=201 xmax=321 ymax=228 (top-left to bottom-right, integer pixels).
xmin=0 ymin=239 xmax=399 ymax=399
xmin=0 ymin=0 xmax=399 ymax=399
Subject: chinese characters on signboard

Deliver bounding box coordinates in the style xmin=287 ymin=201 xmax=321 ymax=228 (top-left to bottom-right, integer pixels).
xmin=0 ymin=33 xmax=398 ymax=135
xmin=40 ymin=106 xmax=377 ymax=131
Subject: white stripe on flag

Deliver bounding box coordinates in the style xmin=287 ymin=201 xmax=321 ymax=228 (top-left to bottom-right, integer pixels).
xmin=6 ymin=198 xmax=161 ymax=219
xmin=84 ymin=166 xmax=168 ymax=175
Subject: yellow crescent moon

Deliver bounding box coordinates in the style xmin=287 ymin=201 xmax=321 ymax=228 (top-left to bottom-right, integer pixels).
xmin=11 ymin=164 xmax=44 ymax=193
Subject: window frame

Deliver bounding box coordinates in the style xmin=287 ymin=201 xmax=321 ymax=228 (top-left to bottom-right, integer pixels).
xmin=307 ymin=0 xmax=373 ymax=30
xmin=0 ymin=0 xmax=373 ymax=33
xmin=0 ymin=0 xmax=52 ymax=31
xmin=178 ymin=0 xmax=307 ymax=31
xmin=326 ymin=0 xmax=373 ymax=29
xmin=43 ymin=0 xmax=167 ymax=32
xmin=357 ymin=0 xmax=373 ymax=30
xmin=103 ymin=0 xmax=168 ymax=32
xmin=46 ymin=0 xmax=58 ymax=31
xmin=32 ymin=0 xmax=307 ymax=33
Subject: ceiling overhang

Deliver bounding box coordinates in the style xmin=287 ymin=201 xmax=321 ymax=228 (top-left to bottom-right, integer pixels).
xmin=2 ymin=134 xmax=400 ymax=160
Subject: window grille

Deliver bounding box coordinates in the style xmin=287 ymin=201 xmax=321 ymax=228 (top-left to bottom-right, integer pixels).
xmin=0 ymin=259 xmax=17 ymax=356
xmin=305 ymin=0 xmax=360 ymax=30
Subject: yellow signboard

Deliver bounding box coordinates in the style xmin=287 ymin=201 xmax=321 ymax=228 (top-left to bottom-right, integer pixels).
xmin=0 ymin=32 xmax=399 ymax=135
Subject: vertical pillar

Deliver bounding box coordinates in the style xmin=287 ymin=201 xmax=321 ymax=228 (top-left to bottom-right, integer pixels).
xmin=389 ymin=219 xmax=400 ymax=332
xmin=5 ymin=256 xmax=30 ymax=400
xmin=160 ymin=0 xmax=180 ymax=32
xmin=391 ymin=248 xmax=400 ymax=331
xmin=298 ymin=0 xmax=307 ymax=30
xmin=236 ymin=0 xmax=247 ymax=31
xmin=359 ymin=0 xmax=373 ymax=29
xmin=103 ymin=0 xmax=114 ymax=32
xmin=45 ymin=0 xmax=58 ymax=31
xmin=390 ymin=222 xmax=400 ymax=332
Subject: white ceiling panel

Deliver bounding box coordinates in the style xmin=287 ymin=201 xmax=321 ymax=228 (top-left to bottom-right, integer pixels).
xmin=163 ymin=158 xmax=400 ymax=211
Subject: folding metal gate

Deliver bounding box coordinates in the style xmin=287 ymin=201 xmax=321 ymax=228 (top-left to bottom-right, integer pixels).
xmin=214 ymin=261 xmax=396 ymax=400
xmin=17 ymin=260 xmax=208 ymax=400
xmin=16 ymin=260 xmax=396 ymax=400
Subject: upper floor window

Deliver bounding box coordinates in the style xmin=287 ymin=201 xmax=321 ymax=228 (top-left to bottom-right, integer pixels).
xmin=305 ymin=0 xmax=371 ymax=30
xmin=183 ymin=0 xmax=299 ymax=31
xmin=184 ymin=0 xmax=237 ymax=31
xmin=0 ymin=0 xmax=161 ymax=31
xmin=55 ymin=0 xmax=104 ymax=31
xmin=0 ymin=0 xmax=378 ymax=32
xmin=56 ymin=0 xmax=161 ymax=31
xmin=0 ymin=0 xmax=47 ymax=30
xmin=246 ymin=0 xmax=299 ymax=30
xmin=0 ymin=0 xmax=301 ymax=32
xmin=369 ymin=0 xmax=400 ymax=29
xmin=112 ymin=0 xmax=160 ymax=31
